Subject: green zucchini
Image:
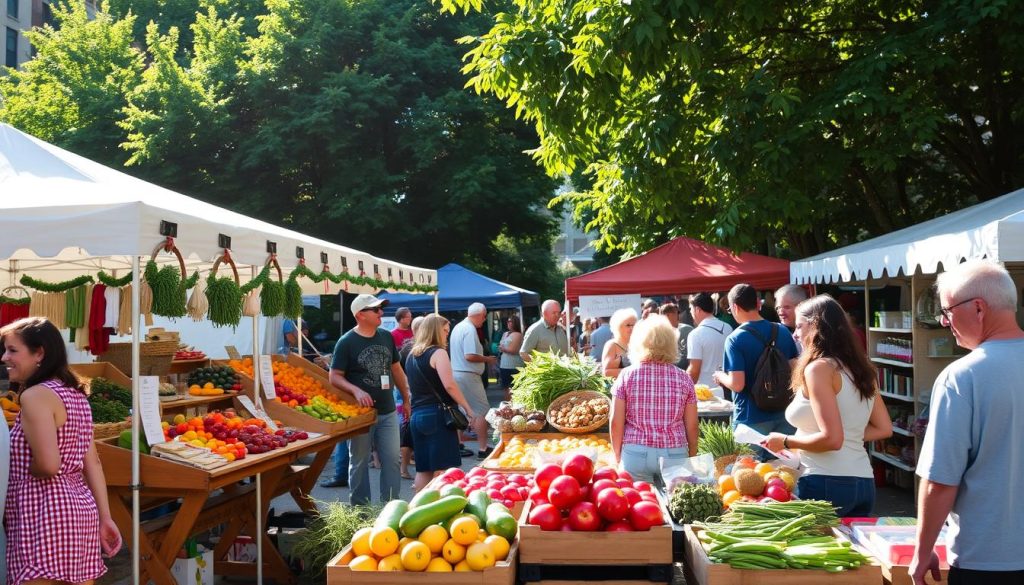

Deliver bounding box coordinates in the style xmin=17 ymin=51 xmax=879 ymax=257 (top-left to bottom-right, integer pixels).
xmin=409 ymin=488 xmax=441 ymax=509
xmin=466 ymin=490 xmax=491 ymax=520
xmin=484 ymin=503 xmax=517 ymax=541
xmin=374 ymin=500 xmax=409 ymax=534
xmin=399 ymin=495 xmax=468 ymax=538
xmin=439 ymin=484 xmax=467 ymax=499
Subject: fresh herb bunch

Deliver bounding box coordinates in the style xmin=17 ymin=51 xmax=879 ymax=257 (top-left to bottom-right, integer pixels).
xmin=89 ymin=377 xmax=133 ymax=407
xmin=293 ymin=501 xmax=381 ymax=578
xmin=283 ymin=278 xmax=303 ymax=319
xmin=260 ymin=280 xmax=285 ymax=316
xmin=510 ymin=351 xmax=609 ymax=411
xmin=206 ymin=274 xmax=243 ymax=328
xmin=144 ymin=260 xmax=189 ymax=318
xmin=697 ymin=419 xmax=754 ymax=459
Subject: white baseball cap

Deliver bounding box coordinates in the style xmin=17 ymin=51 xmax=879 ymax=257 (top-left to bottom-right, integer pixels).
xmin=351 ymin=294 xmax=388 ymax=316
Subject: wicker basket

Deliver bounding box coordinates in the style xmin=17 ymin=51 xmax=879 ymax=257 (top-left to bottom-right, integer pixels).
xmin=104 ymin=342 xmax=175 ymax=377
xmin=93 ymin=420 xmax=132 ymax=440
xmin=546 ymin=390 xmax=610 ymax=434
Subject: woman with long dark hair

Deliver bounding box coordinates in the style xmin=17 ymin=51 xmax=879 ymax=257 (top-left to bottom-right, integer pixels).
xmin=1 ymin=317 xmax=121 ymax=584
xmin=762 ymin=295 xmax=893 ymax=516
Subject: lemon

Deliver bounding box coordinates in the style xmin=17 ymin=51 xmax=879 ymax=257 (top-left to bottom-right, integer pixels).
xmin=418 ymin=524 xmax=448 ymax=554
xmin=449 ymin=516 xmax=479 ymax=546
xmin=484 ymin=535 xmax=510 ymax=561
xmin=476 ymin=528 xmax=489 ymax=542
xmin=442 ymin=538 xmax=466 ymax=564
xmin=369 ymin=527 xmax=399 ymax=557
xmin=465 ymin=542 xmax=496 ymax=571
xmin=350 ymin=527 xmax=373 ymax=557
xmin=348 ymin=554 xmax=377 ymax=571
xmin=400 ymin=541 xmax=431 ymax=572
xmin=426 ymin=557 xmax=453 ymax=572
xmin=377 ymin=553 xmax=403 ymax=571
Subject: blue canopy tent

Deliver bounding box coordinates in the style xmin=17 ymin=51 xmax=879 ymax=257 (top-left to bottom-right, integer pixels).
xmin=379 ymin=263 xmax=539 ymax=316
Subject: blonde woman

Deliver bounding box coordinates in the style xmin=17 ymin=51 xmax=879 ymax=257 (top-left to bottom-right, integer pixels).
xmin=602 ymin=308 xmax=638 ymax=379
xmin=610 ymin=315 xmax=698 ymax=483
xmin=405 ymin=314 xmax=477 ymax=492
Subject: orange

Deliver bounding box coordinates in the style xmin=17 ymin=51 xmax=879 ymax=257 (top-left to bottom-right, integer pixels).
xmin=755 ymin=462 xmax=774 ymax=477
xmin=465 ymin=542 xmax=496 ymax=571
xmin=397 ymin=537 xmax=416 ymax=555
xmin=484 ymin=535 xmax=510 ymax=561
xmin=377 ymin=553 xmax=403 ymax=571
xmin=426 ymin=557 xmax=453 ymax=572
xmin=369 ymin=527 xmax=399 ymax=557
xmin=722 ymin=490 xmax=742 ymax=508
xmin=418 ymin=524 xmax=448 ymax=554
xmin=350 ymin=527 xmax=373 ymax=557
xmin=453 ymin=560 xmax=472 ymax=572
xmin=735 ymin=456 xmax=757 ymax=470
xmin=717 ymin=474 xmax=736 ymax=494
xmin=476 ymin=528 xmax=489 ymax=542
xmin=450 ymin=516 xmax=479 ymax=546
xmin=400 ymin=541 xmax=431 ymax=572
xmin=348 ymin=554 xmax=377 ymax=571
xmin=442 ymin=538 xmax=466 ymax=564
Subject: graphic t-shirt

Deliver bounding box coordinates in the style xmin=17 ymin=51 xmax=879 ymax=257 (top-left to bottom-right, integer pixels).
xmin=330 ymin=328 xmax=399 ymax=414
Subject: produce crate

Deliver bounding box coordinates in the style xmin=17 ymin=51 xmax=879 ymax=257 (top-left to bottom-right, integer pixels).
xmin=325 ymin=537 xmax=518 ymax=585
xmin=517 ymin=500 xmax=673 ymax=583
xmin=71 ymin=362 xmax=132 ymax=388
xmin=481 ymin=432 xmax=614 ymax=473
xmin=683 ymin=526 xmax=883 ymax=585
xmin=654 ymin=485 xmax=686 ymax=562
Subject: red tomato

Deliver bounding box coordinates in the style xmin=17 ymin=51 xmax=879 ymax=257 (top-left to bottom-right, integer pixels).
xmin=595 ymin=487 xmax=629 ymax=522
xmin=568 ymin=501 xmax=602 ymax=531
xmin=562 ymin=454 xmax=595 ymax=485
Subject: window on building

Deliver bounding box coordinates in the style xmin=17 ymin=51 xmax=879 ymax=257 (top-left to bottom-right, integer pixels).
xmin=5 ymin=27 xmax=17 ymax=69
xmin=6 ymin=0 xmax=17 ymax=20
xmin=572 ymin=238 xmax=590 ymax=254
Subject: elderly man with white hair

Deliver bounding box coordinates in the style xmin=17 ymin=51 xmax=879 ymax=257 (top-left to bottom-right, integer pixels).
xmin=910 ymin=260 xmax=1024 ymax=585
xmin=520 ymin=299 xmax=570 ymax=362
xmin=450 ymin=303 xmax=498 ymax=459
xmin=774 ymin=284 xmax=808 ymax=352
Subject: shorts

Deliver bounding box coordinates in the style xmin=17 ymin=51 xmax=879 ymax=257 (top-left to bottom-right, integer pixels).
xmin=453 ymin=371 xmax=489 ymax=419
xmin=410 ymin=405 xmax=461 ymax=472
xmin=499 ymin=368 xmax=516 ymax=389
xmin=400 ymin=420 xmax=413 ymax=449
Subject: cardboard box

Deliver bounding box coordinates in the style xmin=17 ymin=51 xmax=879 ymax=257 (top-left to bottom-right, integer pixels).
xmin=171 ymin=549 xmax=214 ymax=585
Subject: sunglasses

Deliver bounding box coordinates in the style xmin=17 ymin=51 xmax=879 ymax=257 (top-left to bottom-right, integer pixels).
xmin=360 ymin=306 xmax=384 ymax=313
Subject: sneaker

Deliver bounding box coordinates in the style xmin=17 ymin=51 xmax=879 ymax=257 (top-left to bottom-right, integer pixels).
xmin=319 ymin=476 xmax=349 ymax=488
xmin=459 ymin=447 xmax=474 ymax=458
xmin=476 ymin=447 xmax=494 ymax=460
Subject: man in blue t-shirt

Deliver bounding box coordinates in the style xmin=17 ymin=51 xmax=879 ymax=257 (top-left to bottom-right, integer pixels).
xmin=712 ymin=284 xmax=799 ymax=447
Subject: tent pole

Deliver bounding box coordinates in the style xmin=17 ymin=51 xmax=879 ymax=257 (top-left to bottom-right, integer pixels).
xmin=251 ymin=265 xmax=264 ymax=585
xmin=563 ymin=284 xmax=571 ymax=355
xmin=130 ymin=254 xmax=141 ymax=585
xmin=433 ymin=291 xmax=439 ymax=315
xmin=297 ymin=316 xmax=303 ymax=357
xmin=518 ymin=305 xmax=524 ymax=334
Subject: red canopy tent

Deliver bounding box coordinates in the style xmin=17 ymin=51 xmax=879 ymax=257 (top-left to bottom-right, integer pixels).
xmin=565 ymin=236 xmax=791 ymax=302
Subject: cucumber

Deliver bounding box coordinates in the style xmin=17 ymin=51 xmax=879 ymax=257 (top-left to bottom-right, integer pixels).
xmin=399 ymin=495 xmax=468 ymax=538
xmin=409 ymin=488 xmax=441 ymax=509
xmin=466 ymin=490 xmax=491 ymax=520
xmin=440 ymin=484 xmax=466 ymax=499
xmin=485 ymin=502 xmax=517 ymax=541
xmin=442 ymin=512 xmax=482 ymax=533
xmin=374 ymin=500 xmax=409 ymax=534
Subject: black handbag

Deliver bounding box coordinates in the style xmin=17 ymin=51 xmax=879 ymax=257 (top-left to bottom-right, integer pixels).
xmin=411 ymin=351 xmax=469 ymax=431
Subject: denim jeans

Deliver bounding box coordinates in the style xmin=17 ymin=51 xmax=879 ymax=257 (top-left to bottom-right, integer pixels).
xmin=949 ymin=566 xmax=1024 ymax=585
xmin=796 ymin=474 xmax=875 ymax=517
xmin=348 ymin=411 xmax=401 ymax=505
xmin=620 ymin=443 xmax=689 ymax=484
xmin=332 ymin=440 xmax=350 ymax=480
xmin=733 ymin=417 xmax=796 ymax=461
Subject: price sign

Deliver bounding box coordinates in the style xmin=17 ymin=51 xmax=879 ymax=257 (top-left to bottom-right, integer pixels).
xmin=237 ymin=395 xmax=279 ymax=432
xmin=258 ymin=355 xmax=276 ymax=400
xmin=139 ymin=376 xmax=167 ymax=446
xmin=225 ymin=345 xmax=242 ymax=360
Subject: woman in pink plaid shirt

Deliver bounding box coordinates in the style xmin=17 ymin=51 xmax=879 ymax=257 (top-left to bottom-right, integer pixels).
xmin=610 ymin=315 xmax=699 ymax=483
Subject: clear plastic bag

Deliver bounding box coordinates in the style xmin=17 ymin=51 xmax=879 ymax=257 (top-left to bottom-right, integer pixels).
xmin=660 ymin=453 xmax=716 ymax=494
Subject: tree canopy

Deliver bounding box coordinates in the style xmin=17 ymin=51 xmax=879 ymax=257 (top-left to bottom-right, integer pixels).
xmin=1 ymin=0 xmax=566 ymax=298
xmin=441 ymin=0 xmax=1024 ymax=258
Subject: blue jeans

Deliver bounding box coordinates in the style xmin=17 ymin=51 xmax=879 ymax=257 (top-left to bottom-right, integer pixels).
xmin=733 ymin=417 xmax=796 ymax=461
xmin=348 ymin=411 xmax=401 ymax=505
xmin=620 ymin=443 xmax=689 ymax=484
xmin=332 ymin=440 xmax=350 ymax=480
xmin=797 ymin=474 xmax=875 ymax=517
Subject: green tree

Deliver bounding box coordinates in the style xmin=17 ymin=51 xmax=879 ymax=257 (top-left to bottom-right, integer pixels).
xmin=441 ymin=0 xmax=1024 ymax=257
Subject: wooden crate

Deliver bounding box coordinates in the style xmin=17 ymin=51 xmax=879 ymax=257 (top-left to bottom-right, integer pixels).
xmin=518 ymin=500 xmax=673 ymax=565
xmin=481 ymin=432 xmax=614 ymax=473
xmin=683 ymin=526 xmax=883 ymax=585
xmin=325 ymin=537 xmax=518 ymax=585
xmin=71 ymin=362 xmax=132 ymax=388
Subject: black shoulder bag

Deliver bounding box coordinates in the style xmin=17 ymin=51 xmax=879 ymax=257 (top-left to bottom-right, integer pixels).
xmin=410 ymin=350 xmax=469 ymax=431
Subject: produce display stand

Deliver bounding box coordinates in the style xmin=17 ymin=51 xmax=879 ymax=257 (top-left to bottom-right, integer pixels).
xmin=481 ymin=431 xmax=614 ymax=473
xmin=517 ymin=500 xmax=674 ymax=584
xmin=71 ymin=362 xmax=133 ymax=388
xmin=682 ymin=526 xmax=883 ymax=585
xmin=325 ymin=536 xmax=519 ymax=585
xmin=167 ymin=357 xmax=212 ymax=375
xmin=96 ymin=427 xmax=362 ymax=585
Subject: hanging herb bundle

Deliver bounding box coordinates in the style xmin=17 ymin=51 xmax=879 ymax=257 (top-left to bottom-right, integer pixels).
xmin=206 ymin=274 xmax=243 ymax=328
xmin=283 ymin=278 xmax=303 ymax=319
xmin=260 ymin=279 xmax=285 ymax=316
xmin=144 ymin=260 xmax=194 ymax=318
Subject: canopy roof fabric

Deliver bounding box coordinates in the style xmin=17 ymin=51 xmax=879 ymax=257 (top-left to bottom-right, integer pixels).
xmin=0 ymin=124 xmax=435 ymax=293
xmin=791 ymin=188 xmax=1024 ymax=284
xmin=565 ymin=236 xmax=791 ymax=301
xmin=379 ymin=263 xmax=539 ymax=315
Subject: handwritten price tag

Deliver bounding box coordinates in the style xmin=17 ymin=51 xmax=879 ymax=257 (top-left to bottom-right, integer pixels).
xmin=139 ymin=376 xmax=166 ymax=446
xmin=258 ymin=355 xmax=276 ymax=399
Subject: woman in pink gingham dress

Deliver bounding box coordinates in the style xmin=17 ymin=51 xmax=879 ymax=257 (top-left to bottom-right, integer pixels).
xmin=2 ymin=317 xmax=120 ymax=585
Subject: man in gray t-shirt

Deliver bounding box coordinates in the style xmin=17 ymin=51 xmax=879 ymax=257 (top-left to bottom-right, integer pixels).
xmin=912 ymin=261 xmax=1024 ymax=584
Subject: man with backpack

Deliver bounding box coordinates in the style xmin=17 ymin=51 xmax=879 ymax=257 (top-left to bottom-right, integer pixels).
xmin=712 ymin=284 xmax=799 ymax=457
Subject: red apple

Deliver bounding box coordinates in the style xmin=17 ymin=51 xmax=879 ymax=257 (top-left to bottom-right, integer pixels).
xmin=501 ymin=485 xmax=523 ymax=501
xmin=606 ymin=521 xmax=635 ymax=532
xmin=562 ymin=454 xmax=595 ymax=485
xmin=617 ymin=470 xmax=634 ymax=482
xmin=592 ymin=467 xmax=619 ymax=483
xmin=595 ymin=487 xmax=629 ymax=522
xmin=621 ymin=487 xmax=642 ymax=507
xmin=442 ymin=467 xmax=465 ymax=480
xmin=629 ymin=501 xmax=665 ymax=531
xmin=535 ymin=464 xmax=563 ymax=492
xmin=765 ymin=477 xmax=787 ymax=491
xmin=528 ymin=486 xmax=548 ymax=506
xmin=616 ymin=478 xmax=634 ymax=489
xmin=579 ymin=484 xmax=592 ymax=503
xmin=764 ymin=484 xmax=792 ymax=502
xmin=508 ymin=474 xmax=528 ymax=486
xmin=467 ymin=467 xmax=487 ymax=478
xmin=568 ymin=501 xmax=602 ymax=531
xmin=632 ymin=481 xmax=652 ymax=493
xmin=517 ymin=487 xmax=530 ymax=501
xmin=547 ymin=475 xmax=583 ymax=510
xmin=590 ymin=479 xmax=618 ymax=502
xmin=559 ymin=522 xmax=575 ymax=532
xmin=528 ymin=503 xmax=563 ymax=531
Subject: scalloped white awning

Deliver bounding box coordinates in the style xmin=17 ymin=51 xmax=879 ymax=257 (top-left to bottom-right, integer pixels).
xmin=790 ymin=188 xmax=1024 ymax=284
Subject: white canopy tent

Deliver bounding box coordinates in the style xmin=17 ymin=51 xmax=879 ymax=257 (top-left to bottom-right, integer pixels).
xmin=790 ymin=187 xmax=1024 ymax=284
xmin=0 ymin=123 xmax=436 ymax=584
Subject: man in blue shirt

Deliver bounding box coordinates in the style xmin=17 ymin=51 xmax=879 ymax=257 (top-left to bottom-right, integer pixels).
xmin=712 ymin=284 xmax=798 ymax=451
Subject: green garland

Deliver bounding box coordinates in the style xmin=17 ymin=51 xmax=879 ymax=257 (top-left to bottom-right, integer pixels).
xmin=20 ymin=274 xmax=93 ymax=292
xmin=206 ymin=274 xmax=243 ymax=328
xmin=285 ymin=266 xmax=438 ymax=293
xmin=239 ymin=263 xmax=272 ymax=295
xmin=0 ymin=295 xmax=31 ymax=305
xmin=97 ymin=271 xmax=132 ymax=287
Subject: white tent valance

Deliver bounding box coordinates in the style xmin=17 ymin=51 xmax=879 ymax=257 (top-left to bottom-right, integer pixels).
xmin=0 ymin=123 xmax=436 ymax=292
xmin=791 ymin=188 xmax=1024 ymax=284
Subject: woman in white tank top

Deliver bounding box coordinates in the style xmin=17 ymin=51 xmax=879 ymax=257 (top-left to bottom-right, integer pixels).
xmin=761 ymin=295 xmax=893 ymax=516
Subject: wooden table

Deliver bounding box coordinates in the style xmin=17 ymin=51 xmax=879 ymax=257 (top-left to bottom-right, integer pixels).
xmin=96 ymin=423 xmax=367 ymax=585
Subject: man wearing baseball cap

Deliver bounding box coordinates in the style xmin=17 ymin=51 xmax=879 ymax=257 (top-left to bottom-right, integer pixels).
xmin=324 ymin=294 xmax=411 ymax=504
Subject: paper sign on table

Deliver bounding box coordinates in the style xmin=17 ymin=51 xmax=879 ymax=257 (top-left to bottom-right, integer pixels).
xmin=139 ymin=375 xmax=167 ymax=446
xmin=225 ymin=345 xmax=242 ymax=360
xmin=237 ymin=394 xmax=279 ymax=432
xmin=733 ymin=423 xmax=801 ymax=468
xmin=258 ymin=355 xmax=276 ymax=399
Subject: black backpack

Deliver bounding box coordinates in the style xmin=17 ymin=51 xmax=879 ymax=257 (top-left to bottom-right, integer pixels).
xmin=741 ymin=323 xmax=793 ymax=412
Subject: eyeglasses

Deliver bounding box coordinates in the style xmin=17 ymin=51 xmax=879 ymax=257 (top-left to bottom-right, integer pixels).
xmin=360 ymin=306 xmax=384 ymax=313
xmin=935 ymin=297 xmax=977 ymax=324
